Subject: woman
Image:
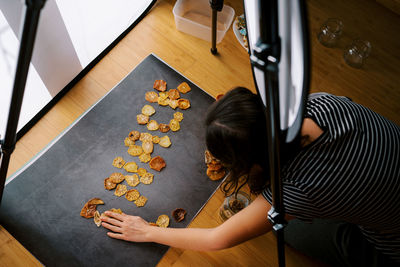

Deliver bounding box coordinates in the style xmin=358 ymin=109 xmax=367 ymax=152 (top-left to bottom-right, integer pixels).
xmin=101 ymin=87 xmax=399 ymax=266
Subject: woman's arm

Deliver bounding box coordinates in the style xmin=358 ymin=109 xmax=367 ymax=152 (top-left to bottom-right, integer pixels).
xmin=101 ymin=195 xmax=282 ymax=251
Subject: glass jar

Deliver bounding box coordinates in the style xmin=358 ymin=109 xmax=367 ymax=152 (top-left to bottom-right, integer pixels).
xmin=219 ymin=191 xmax=251 ymax=222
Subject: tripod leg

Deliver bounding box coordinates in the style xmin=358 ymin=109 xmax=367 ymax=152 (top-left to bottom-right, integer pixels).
xmin=0 ymin=0 xmax=47 ymax=204
xmin=211 ymin=9 xmax=218 ymax=54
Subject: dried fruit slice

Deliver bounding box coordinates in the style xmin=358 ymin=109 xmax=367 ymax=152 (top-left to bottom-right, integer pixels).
xmin=140 ymin=172 xmax=154 ymax=185
xmin=137 ymin=114 xmax=149 ymax=125
xmin=159 ymin=136 xmax=171 ymax=148
xmin=156 ymin=214 xmax=170 ymax=228
xmin=177 ymin=82 xmax=191 ymax=93
xmin=134 ymin=195 xmax=148 ymax=207
xmin=112 ymin=156 xmax=125 ymax=168
xmin=139 ymin=132 xmax=153 ymax=142
xmin=207 ymin=160 xmax=223 ymax=171
xmin=159 ymin=123 xmax=170 ymax=133
xmin=177 ymin=99 xmax=190 ymax=110
xmin=152 ymin=135 xmax=160 ymax=144
xmin=158 ymin=97 xmax=169 ymax=106
xmin=168 ymin=99 xmax=179 ymax=109
xmin=206 ymin=168 xmax=226 ymax=181
xmin=127 ymin=145 xmax=143 ymax=157
xmin=114 ymin=184 xmax=128 ymax=197
xmin=147 ymin=120 xmax=159 ymax=131
xmin=172 ymin=208 xmax=187 ymax=222
xmin=124 ymin=137 xmax=135 ymax=147
xmin=139 ymin=153 xmax=151 ymax=163
xmin=216 ymin=93 xmax=224 ymax=100
xmin=129 ymin=130 xmax=140 ymax=141
xmin=158 ymin=91 xmax=168 ymax=100
xmin=142 ymin=141 xmax=154 ymax=154
xmin=80 ymin=198 xmax=104 ymax=219
xmin=153 ymin=79 xmax=167 ymax=92
xmin=149 ymin=156 xmax=166 ymax=171
xmin=125 ymin=174 xmax=140 ymax=187
xmin=145 ymin=91 xmax=159 ymax=103
xmin=125 ymin=189 xmax=140 ymax=201
xmin=137 ymin=168 xmax=147 ymax=177
xmin=104 ymin=178 xmax=117 ymax=190
xmin=109 ymin=208 xmax=123 ymax=214
xmin=124 ymin=162 xmax=138 ymax=173
xmin=142 ymin=105 xmax=156 ymax=116
xmin=149 ymin=222 xmax=158 ymax=227
xmin=168 ymin=89 xmax=180 ymax=100
xmin=204 ymin=150 xmax=213 ymax=164
xmin=109 ymin=172 xmax=125 ymax=183
xmin=169 ymin=119 xmax=180 ymax=131
xmin=94 ymin=211 xmax=102 ymax=227
xmin=173 ymin=112 xmax=184 ymax=122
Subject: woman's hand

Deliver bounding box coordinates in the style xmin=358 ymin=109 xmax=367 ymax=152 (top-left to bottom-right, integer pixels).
xmin=100 ymin=211 xmax=151 ymax=242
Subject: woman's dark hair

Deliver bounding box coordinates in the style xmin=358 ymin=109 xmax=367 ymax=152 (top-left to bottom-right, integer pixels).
xmin=205 ymin=87 xmax=269 ymax=196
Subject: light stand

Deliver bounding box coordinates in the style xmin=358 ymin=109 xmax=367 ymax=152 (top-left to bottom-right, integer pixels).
xmin=0 ymin=0 xmax=47 ymax=204
xmin=209 ymin=0 xmax=223 ymax=54
xmin=244 ymin=0 xmax=310 ymax=266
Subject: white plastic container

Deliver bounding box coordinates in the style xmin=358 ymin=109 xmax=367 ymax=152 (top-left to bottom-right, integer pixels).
xmin=173 ymin=0 xmax=235 ymax=44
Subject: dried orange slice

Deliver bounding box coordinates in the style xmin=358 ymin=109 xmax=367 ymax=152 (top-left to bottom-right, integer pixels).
xmin=152 ymin=135 xmax=160 ymax=144
xmin=142 ymin=141 xmax=154 ymax=154
xmin=80 ymin=198 xmax=104 ymax=219
xmin=147 ymin=120 xmax=159 ymax=131
xmin=137 ymin=114 xmax=149 ymax=125
xmin=168 ymin=89 xmax=180 ymax=100
xmin=109 ymin=172 xmax=125 ymax=183
xmin=109 ymin=208 xmax=123 ymax=214
xmin=177 ymin=99 xmax=190 ymax=110
xmin=173 ymin=112 xmax=183 ymax=122
xmin=125 ymin=174 xmax=140 ymax=187
xmin=159 ymin=136 xmax=171 ymax=148
xmin=129 ymin=130 xmax=140 ymax=141
xmin=124 ymin=162 xmax=138 ymax=173
xmin=140 ymin=172 xmax=154 ymax=185
xmin=114 ymin=184 xmax=128 ymax=197
xmin=104 ymin=178 xmax=117 ymax=190
xmin=137 ymin=168 xmax=147 ymax=177
xmin=206 ymin=168 xmax=226 ymax=181
xmin=156 ymin=214 xmax=170 ymax=228
xmin=158 ymin=92 xmax=168 ymax=100
xmin=134 ymin=195 xmax=148 ymax=207
xmin=124 ymin=137 xmax=135 ymax=147
xmin=177 ymin=82 xmax=191 ymax=93
xmin=204 ymin=150 xmax=213 ymax=164
xmin=153 ymin=80 xmax=167 ymax=92
xmin=172 ymin=208 xmax=187 ymax=222
xmin=142 ymin=105 xmax=156 ymax=116
xmin=159 ymin=123 xmax=170 ymax=133
xmin=139 ymin=132 xmax=153 ymax=142
xmin=158 ymin=97 xmax=169 ymax=106
xmin=169 ymin=119 xmax=180 ymax=131
xmin=94 ymin=211 xmax=102 ymax=227
xmin=112 ymin=156 xmax=125 ymax=168
xmin=149 ymin=156 xmax=166 ymax=171
xmin=145 ymin=91 xmax=159 ymax=103
xmin=127 ymin=145 xmax=143 ymax=157
xmin=168 ymin=99 xmax=179 ymax=109
xmin=125 ymin=189 xmax=140 ymax=201
xmin=139 ymin=153 xmax=151 ymax=163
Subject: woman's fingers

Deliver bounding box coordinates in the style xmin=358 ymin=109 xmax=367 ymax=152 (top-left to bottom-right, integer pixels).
xmin=101 ymin=222 xmax=123 ymax=233
xmin=103 ymin=211 xmax=125 ymax=221
xmin=107 ymin=231 xmax=125 ymax=240
xmin=101 ymin=215 xmax=123 ymax=227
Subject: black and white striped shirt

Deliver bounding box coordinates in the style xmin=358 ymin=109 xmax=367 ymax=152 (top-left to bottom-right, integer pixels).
xmin=262 ymin=94 xmax=400 ymax=262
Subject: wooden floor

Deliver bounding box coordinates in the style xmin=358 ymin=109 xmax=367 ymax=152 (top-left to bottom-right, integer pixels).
xmin=1 ymin=0 xmax=399 ymax=266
